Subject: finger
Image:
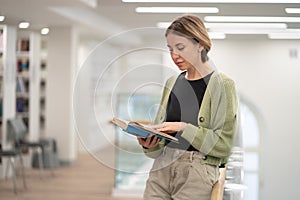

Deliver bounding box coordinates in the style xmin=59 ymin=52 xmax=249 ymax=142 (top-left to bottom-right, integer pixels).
xmin=157 ymin=127 xmax=168 ymax=132
xmin=140 ymin=135 xmax=150 ymax=147
xmin=150 ymin=123 xmax=165 ymax=130
xmin=150 ymin=136 xmax=159 ymax=146
xmin=137 ymin=137 xmax=146 ymax=145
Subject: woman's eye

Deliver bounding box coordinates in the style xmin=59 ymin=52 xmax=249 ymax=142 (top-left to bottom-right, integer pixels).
xmin=177 ymin=46 xmax=185 ymax=51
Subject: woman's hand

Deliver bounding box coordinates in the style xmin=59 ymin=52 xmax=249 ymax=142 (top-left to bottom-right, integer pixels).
xmin=137 ymin=135 xmax=160 ymax=149
xmin=152 ymin=122 xmax=187 ymax=134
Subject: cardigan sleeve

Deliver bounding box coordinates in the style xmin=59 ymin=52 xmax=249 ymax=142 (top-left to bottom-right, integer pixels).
xmin=181 ymin=77 xmax=238 ymax=159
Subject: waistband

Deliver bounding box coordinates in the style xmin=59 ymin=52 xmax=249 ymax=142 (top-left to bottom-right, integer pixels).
xmin=163 ymin=146 xmax=206 ymax=162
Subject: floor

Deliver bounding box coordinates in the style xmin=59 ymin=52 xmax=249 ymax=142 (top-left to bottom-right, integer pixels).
xmin=0 ymin=149 xmax=142 ymax=200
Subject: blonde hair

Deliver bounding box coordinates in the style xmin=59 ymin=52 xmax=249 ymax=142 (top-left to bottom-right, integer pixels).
xmin=165 ymin=14 xmax=211 ymax=62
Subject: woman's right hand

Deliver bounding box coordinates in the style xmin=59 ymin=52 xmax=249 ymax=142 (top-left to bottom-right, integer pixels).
xmin=137 ymin=135 xmax=160 ymax=149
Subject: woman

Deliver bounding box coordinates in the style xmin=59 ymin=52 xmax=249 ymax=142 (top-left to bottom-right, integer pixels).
xmin=137 ymin=14 xmax=238 ymax=200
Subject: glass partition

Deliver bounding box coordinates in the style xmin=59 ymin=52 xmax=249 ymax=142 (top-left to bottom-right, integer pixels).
xmin=114 ymin=93 xmax=260 ymax=199
xmin=114 ymin=93 xmax=160 ymax=192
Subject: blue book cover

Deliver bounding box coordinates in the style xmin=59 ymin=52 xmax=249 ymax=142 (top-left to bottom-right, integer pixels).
xmin=112 ymin=118 xmax=178 ymax=143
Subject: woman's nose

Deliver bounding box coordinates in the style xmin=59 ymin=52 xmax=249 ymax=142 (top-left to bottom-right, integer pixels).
xmin=171 ymin=52 xmax=180 ymax=59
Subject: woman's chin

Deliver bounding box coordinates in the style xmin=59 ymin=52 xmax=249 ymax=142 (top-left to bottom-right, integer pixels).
xmin=177 ymin=66 xmax=187 ymax=71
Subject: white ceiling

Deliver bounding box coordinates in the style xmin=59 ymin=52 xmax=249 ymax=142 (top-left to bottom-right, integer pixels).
xmin=1 ymin=0 xmax=300 ymax=40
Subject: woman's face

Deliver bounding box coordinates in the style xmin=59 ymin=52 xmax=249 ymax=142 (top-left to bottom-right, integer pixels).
xmin=166 ymin=32 xmax=202 ymax=71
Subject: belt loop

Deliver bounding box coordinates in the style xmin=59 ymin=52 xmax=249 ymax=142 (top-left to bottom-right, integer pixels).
xmin=189 ymin=151 xmax=193 ymax=162
xmin=163 ymin=146 xmax=166 ymax=156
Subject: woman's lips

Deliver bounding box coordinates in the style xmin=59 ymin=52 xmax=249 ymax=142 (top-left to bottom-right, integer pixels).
xmin=176 ymin=61 xmax=184 ymax=66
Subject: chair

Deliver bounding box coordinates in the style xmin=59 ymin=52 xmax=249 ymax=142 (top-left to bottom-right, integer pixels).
xmin=0 ymin=143 xmax=27 ymax=193
xmin=7 ymin=118 xmax=54 ymax=178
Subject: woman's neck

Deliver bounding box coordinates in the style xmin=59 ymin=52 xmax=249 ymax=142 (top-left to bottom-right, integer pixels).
xmin=185 ymin=63 xmax=213 ymax=80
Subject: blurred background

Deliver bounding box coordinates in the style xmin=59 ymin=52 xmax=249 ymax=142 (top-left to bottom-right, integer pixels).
xmin=0 ymin=0 xmax=299 ymax=199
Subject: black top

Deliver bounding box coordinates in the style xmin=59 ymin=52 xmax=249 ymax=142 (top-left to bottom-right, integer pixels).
xmin=165 ymin=71 xmax=213 ymax=151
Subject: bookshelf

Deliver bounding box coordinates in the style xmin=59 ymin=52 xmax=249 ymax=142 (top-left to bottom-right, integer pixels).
xmin=0 ymin=25 xmax=17 ymax=177
xmin=16 ymin=31 xmax=41 ymax=143
xmin=16 ymin=37 xmax=30 ymax=126
xmin=0 ymin=27 xmax=45 ymax=175
xmin=0 ymin=28 xmax=4 ymax=126
xmin=0 ymin=26 xmax=4 ymax=164
xmin=40 ymin=38 xmax=47 ymax=137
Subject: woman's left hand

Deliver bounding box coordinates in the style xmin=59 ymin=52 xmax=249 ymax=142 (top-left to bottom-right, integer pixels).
xmin=152 ymin=122 xmax=187 ymax=134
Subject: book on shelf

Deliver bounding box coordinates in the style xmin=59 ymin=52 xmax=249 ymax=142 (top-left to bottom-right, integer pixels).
xmin=17 ymin=38 xmax=30 ymax=52
xmin=17 ymin=57 xmax=29 ymax=72
xmin=112 ymin=117 xmax=178 ymax=143
xmin=16 ymin=76 xmax=26 ymax=94
xmin=0 ymin=29 xmax=3 ymax=51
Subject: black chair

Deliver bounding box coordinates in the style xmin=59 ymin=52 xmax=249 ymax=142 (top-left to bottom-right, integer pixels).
xmin=0 ymin=137 xmax=27 ymax=193
xmin=7 ymin=118 xmax=54 ymax=178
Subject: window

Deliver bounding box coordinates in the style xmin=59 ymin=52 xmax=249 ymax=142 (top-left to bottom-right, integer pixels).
xmin=240 ymin=101 xmax=261 ymax=200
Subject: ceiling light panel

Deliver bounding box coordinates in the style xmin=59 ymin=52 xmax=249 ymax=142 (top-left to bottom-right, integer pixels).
xmin=0 ymin=16 xmax=5 ymax=22
xmin=285 ymin=8 xmax=300 ymax=14
xmin=268 ymin=32 xmax=300 ymax=39
xmin=157 ymin=22 xmax=287 ymax=29
xmin=205 ymin=23 xmax=287 ymax=29
xmin=205 ymin=16 xmax=300 ymax=23
xmin=208 ymin=32 xmax=226 ymax=39
xmin=136 ymin=7 xmax=219 ymax=13
xmin=123 ymin=0 xmax=300 ymax=3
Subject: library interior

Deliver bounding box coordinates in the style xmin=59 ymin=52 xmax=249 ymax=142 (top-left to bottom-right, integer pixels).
xmin=0 ymin=1 xmax=300 ymax=200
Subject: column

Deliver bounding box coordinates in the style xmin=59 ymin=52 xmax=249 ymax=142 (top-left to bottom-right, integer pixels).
xmin=46 ymin=27 xmax=78 ymax=165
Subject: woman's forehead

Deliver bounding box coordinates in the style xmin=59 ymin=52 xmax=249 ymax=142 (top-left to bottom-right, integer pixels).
xmin=166 ymin=33 xmax=190 ymax=45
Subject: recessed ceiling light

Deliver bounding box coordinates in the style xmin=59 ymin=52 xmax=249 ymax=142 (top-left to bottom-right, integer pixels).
xmin=285 ymin=8 xmax=300 ymax=14
xmin=157 ymin=22 xmax=287 ymax=29
xmin=19 ymin=22 xmax=30 ymax=29
xmin=208 ymin=32 xmax=226 ymax=39
xmin=206 ymin=23 xmax=287 ymax=29
xmin=136 ymin=7 xmax=219 ymax=13
xmin=268 ymin=31 xmax=300 ymax=39
xmin=210 ymin=29 xmax=286 ymax=34
xmin=41 ymin=28 xmax=50 ymax=35
xmin=157 ymin=21 xmax=292 ymax=35
xmin=205 ymin=16 xmax=300 ymax=23
xmin=0 ymin=16 xmax=5 ymax=22
xmin=123 ymin=0 xmax=300 ymax=3
xmin=157 ymin=22 xmax=171 ymax=28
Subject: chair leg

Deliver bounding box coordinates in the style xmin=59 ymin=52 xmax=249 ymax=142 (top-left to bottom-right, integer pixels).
xmin=37 ymin=147 xmax=44 ymax=178
xmin=49 ymin=150 xmax=55 ymax=177
xmin=18 ymin=154 xmax=27 ymax=189
xmin=41 ymin=145 xmax=55 ymax=177
xmin=9 ymin=157 xmax=18 ymax=194
xmin=5 ymin=157 xmax=10 ymax=180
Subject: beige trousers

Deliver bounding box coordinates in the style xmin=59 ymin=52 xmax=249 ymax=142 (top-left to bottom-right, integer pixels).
xmin=144 ymin=147 xmax=219 ymax=200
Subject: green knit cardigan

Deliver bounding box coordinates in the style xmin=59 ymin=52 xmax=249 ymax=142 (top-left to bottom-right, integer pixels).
xmin=143 ymin=71 xmax=239 ymax=166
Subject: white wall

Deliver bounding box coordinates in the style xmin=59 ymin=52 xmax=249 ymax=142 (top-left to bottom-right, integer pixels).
xmin=210 ymin=38 xmax=300 ymax=200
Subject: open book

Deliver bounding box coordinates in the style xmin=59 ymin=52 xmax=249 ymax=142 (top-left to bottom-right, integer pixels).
xmin=112 ymin=117 xmax=178 ymax=143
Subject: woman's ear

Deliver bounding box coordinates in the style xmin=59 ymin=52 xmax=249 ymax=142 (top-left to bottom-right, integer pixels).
xmin=198 ymin=45 xmax=204 ymax=53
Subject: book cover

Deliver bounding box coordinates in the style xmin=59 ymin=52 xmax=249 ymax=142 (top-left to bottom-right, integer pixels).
xmin=112 ymin=117 xmax=178 ymax=143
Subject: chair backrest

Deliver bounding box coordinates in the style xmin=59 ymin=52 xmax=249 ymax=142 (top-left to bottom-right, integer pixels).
xmin=7 ymin=118 xmax=28 ymax=142
xmin=210 ymin=167 xmax=227 ymax=200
